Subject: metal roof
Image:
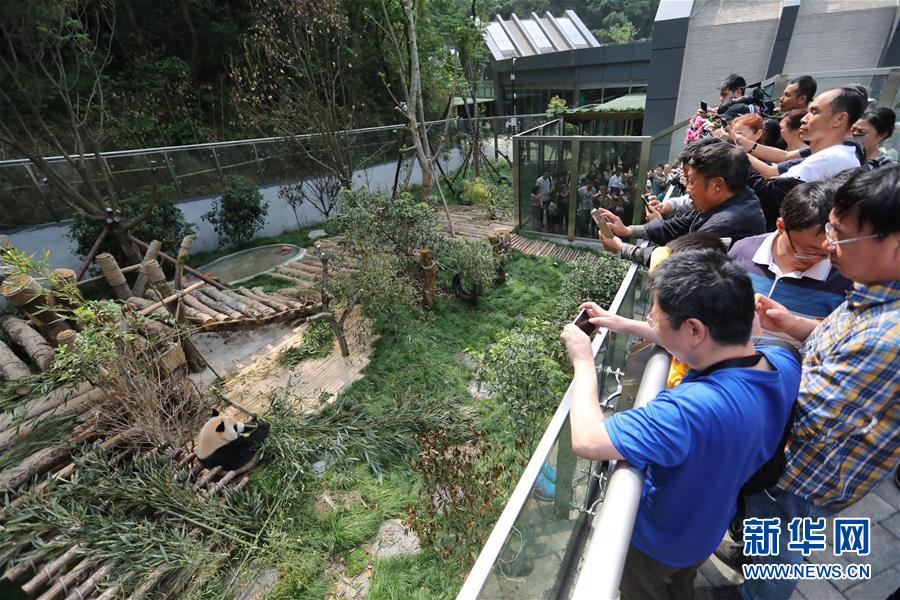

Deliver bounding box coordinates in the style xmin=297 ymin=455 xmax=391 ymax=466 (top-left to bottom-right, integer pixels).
xmin=483 ymin=10 xmax=599 ymax=60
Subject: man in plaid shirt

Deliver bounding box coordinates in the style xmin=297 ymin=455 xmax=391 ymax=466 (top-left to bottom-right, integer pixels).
xmin=722 ymin=166 xmax=900 ymax=600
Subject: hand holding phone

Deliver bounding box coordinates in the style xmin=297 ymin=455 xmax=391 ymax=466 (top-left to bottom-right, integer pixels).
xmin=591 ymin=208 xmax=615 ymax=238
xmin=573 ymin=308 xmax=594 ymax=336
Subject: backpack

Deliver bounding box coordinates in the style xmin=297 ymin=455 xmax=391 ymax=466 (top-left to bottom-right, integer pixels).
xmin=548 ymin=201 xmax=559 ymax=216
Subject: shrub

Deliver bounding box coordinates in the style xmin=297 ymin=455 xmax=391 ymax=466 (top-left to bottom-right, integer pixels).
xmin=203 ymin=176 xmax=269 ymax=246
xmin=68 ymin=185 xmax=194 ymax=263
xmin=560 ymin=254 xmax=630 ymax=312
xmin=436 ymin=238 xmax=495 ymax=300
xmin=462 ymin=177 xmax=512 ymax=220
xmin=277 ymin=320 xmax=336 ymax=366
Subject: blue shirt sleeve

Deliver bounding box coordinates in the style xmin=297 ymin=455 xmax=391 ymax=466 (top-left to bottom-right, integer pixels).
xmin=604 ymin=391 xmax=693 ymax=470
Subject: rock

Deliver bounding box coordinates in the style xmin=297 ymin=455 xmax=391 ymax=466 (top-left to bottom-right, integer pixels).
xmin=314 ymin=490 xmax=362 ymax=518
xmin=328 ymin=560 xmax=372 ymax=600
xmin=311 ymin=459 xmax=329 ymax=478
xmin=369 ymin=519 xmax=421 ymax=559
xmin=467 ymin=379 xmax=493 ymax=400
xmin=309 ymin=229 xmax=328 ymax=240
xmin=233 ymin=568 xmax=279 ymax=600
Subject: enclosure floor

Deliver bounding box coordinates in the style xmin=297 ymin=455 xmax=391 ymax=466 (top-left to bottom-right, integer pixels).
xmin=444 ymin=204 xmax=597 ymax=263
xmin=220 ymin=310 xmax=375 ymax=416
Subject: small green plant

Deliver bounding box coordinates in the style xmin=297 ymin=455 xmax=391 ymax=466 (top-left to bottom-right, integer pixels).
xmin=462 ymin=177 xmax=490 ymax=206
xmin=203 ymin=176 xmax=269 ymax=246
xmin=437 ymin=238 xmax=495 ymax=301
xmin=474 ymin=318 xmax=570 ymax=452
xmin=560 ymin=255 xmax=630 ymax=312
xmin=278 ymin=320 xmax=336 ymax=366
xmin=546 ymin=95 xmax=568 ymax=115
xmin=406 ymin=428 xmax=511 ymax=563
xmin=462 ymin=177 xmax=512 ymax=220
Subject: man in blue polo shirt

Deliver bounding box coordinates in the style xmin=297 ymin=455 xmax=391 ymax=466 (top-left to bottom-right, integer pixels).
xmin=728 ymin=181 xmax=852 ymax=329
xmin=562 ymin=250 xmax=801 ymax=600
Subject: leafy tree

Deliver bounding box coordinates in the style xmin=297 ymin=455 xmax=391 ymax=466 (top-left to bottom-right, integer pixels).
xmin=437 ymin=237 xmax=495 ymax=300
xmin=202 ymin=176 xmax=269 ymax=246
xmin=68 ymin=186 xmax=195 ymax=265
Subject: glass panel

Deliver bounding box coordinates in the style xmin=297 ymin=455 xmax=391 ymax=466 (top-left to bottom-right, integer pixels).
xmin=557 ymin=18 xmax=586 ymax=48
xmin=217 ymin=144 xmax=264 ymax=185
xmin=487 ymin=22 xmax=515 ymax=54
xmin=476 ymin=268 xmax=651 ymax=599
xmin=518 ymin=140 xmax=571 ymax=235
xmin=573 ymin=139 xmax=644 ymax=239
xmin=0 ymin=164 xmax=66 ymax=228
xmin=104 ymin=152 xmax=173 ymax=200
xmin=168 ymin=147 xmax=223 ymax=197
xmin=521 ymin=20 xmax=552 ymax=51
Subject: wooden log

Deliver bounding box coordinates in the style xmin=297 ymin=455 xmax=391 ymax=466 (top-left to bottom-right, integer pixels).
xmin=420 ymin=248 xmax=436 ymax=309
xmin=1 ymin=315 xmax=55 ymax=371
xmin=136 ymin=280 xmax=205 ymax=316
xmin=202 ymin=287 xmax=255 ymax=317
xmin=273 ymin=268 xmax=308 ymax=284
xmin=55 ymin=329 xmax=77 ymax=351
xmin=49 ymin=269 xmax=83 ymax=329
xmin=238 ymin=287 xmax=290 ymax=312
xmin=95 ymin=253 xmax=132 ymax=300
xmin=0 ymin=382 xmax=93 ymax=431
xmin=4 ymin=544 xmax=54 ymax=582
xmin=264 ymin=290 xmax=310 ymax=309
xmin=181 ymin=293 xmax=227 ymax=321
xmin=0 ymin=339 xmax=30 ymax=380
xmin=224 ymin=289 xmax=274 ymax=316
xmin=21 ymin=544 xmax=84 ymax=594
xmin=75 ymin=225 xmax=108 ymax=281
xmin=173 ymin=235 xmax=193 ymax=290
xmin=191 ymin=290 xmax=241 ymax=320
xmin=127 ymin=234 xmax=227 ymax=290
xmin=131 ymin=239 xmax=162 ymax=297
xmin=282 ymin=260 xmax=321 ymax=276
xmin=95 ymin=570 xmax=137 ymax=600
xmin=0 ymin=446 xmax=73 ymax=492
xmin=0 ymin=274 xmax=73 ymax=345
xmin=35 ymin=556 xmax=92 ymax=600
xmin=143 ymin=260 xmax=206 ymax=372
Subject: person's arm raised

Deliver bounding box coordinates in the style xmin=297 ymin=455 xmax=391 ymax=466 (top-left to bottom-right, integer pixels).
xmin=733 ymin=132 xmax=801 ymax=163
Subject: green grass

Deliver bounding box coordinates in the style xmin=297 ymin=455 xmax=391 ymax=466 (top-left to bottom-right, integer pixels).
xmin=187 ymin=224 xmax=321 ymax=269
xmin=252 ymin=251 xmax=574 ymax=597
xmin=229 ymin=273 xmax=296 ymax=293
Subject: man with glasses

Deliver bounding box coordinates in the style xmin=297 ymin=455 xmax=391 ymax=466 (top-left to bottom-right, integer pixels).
xmin=727 ymin=181 xmax=852 ymax=329
xmin=716 ymin=166 xmax=900 ymax=600
xmin=561 ymin=250 xmax=800 ymax=600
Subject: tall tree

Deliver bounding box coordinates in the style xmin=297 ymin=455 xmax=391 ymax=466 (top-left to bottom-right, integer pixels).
xmin=0 ymin=0 xmax=147 ymax=263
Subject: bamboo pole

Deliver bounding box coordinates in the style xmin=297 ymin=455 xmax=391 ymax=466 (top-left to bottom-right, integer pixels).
xmin=125 ymin=296 xmax=169 ymax=318
xmin=173 ymin=235 xmax=193 ymax=290
xmin=1 ymin=315 xmax=55 ymax=371
xmin=131 ymin=239 xmax=162 ymax=297
xmin=127 ymin=234 xmax=226 ymax=290
xmin=95 ymin=253 xmax=132 ymax=300
xmin=136 ymin=281 xmax=206 ymax=316
xmin=75 ymin=225 xmax=109 ymax=281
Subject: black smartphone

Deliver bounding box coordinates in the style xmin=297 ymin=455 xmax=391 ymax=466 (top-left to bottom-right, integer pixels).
xmin=573 ymin=309 xmax=593 ymax=336
xmin=642 ymin=193 xmax=653 ymax=207
xmin=700 ymin=100 xmax=708 ymax=112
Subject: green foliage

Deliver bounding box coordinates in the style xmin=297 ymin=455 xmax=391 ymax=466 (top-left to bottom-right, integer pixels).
xmin=546 ymin=94 xmax=569 ymax=115
xmin=278 ymin=321 xmax=336 ymax=366
xmin=559 ymin=254 xmax=630 ymax=312
xmin=462 ymin=176 xmax=512 ymax=220
xmin=68 ymin=186 xmax=195 ymax=262
xmin=436 ymin=237 xmax=495 ymax=297
xmin=203 ymin=176 xmax=269 ymax=246
xmin=462 ymin=177 xmax=490 ymax=206
xmin=474 ymin=318 xmax=570 ymax=451
xmin=406 ymin=428 xmax=512 ymax=564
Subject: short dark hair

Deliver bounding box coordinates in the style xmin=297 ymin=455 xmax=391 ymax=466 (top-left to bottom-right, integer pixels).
xmin=667 ymin=232 xmax=728 ymax=254
xmin=762 ymin=118 xmax=783 ymax=148
xmin=829 ymin=87 xmax=866 ymax=128
xmin=789 ymin=75 xmax=817 ymax=102
xmin=720 ymin=74 xmax=746 ymax=94
xmin=676 ymin=136 xmax=724 ymax=163
xmin=684 ymin=140 xmax=750 ymax=192
xmin=781 ymin=109 xmax=806 ymax=132
xmin=862 ymin=107 xmax=896 ymax=139
xmin=647 ymin=249 xmax=755 ymax=345
xmin=833 ymin=165 xmax=900 ymax=237
xmin=780 ymin=181 xmax=832 ymax=233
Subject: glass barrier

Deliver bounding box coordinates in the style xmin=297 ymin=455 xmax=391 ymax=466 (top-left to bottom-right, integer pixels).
xmin=0 ymin=114 xmax=550 ymax=231
xmin=463 ymin=261 xmax=652 ymax=599
xmin=573 ymin=139 xmax=646 ymax=238
xmin=517 ymin=139 xmax=572 ymax=235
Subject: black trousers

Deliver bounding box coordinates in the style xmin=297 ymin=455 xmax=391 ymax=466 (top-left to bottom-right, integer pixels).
xmin=618 ymin=544 xmax=704 ymax=600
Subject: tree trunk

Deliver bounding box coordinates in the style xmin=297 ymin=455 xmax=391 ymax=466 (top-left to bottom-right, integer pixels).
xmin=192 ymin=290 xmax=242 ymax=320
xmin=420 ymin=248 xmax=436 ymax=309
xmin=132 ymin=239 xmax=162 ymax=297
xmin=0 ymin=274 xmax=73 ymax=345
xmin=201 ymin=288 xmax=256 ymax=317
xmin=96 ymin=252 xmax=133 ymax=300
xmin=0 ymin=315 xmax=55 ymax=371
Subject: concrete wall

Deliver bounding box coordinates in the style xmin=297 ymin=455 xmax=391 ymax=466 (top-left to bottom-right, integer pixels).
xmin=673 ymin=0 xmax=782 ymax=123
xmin=782 ymin=0 xmax=898 ymax=72
xmin=6 ymin=149 xmax=464 ymax=272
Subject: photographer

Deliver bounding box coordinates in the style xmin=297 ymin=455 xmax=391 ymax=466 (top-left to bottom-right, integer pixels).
xmin=596 ymin=139 xmax=766 ymax=266
xmin=562 ymin=249 xmax=800 ymax=600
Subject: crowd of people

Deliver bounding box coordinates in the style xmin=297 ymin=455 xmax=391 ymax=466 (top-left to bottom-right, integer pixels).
xmin=560 ymin=73 xmax=898 ymax=600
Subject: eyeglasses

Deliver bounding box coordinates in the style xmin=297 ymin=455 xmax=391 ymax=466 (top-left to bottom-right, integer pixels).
xmin=785 ymin=231 xmax=828 ymax=260
xmin=824 ymin=222 xmax=880 ymax=247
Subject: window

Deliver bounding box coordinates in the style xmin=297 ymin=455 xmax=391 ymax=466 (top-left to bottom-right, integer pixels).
xmin=521 ymin=20 xmax=553 ymax=51
xmin=487 ymin=23 xmax=515 ymax=54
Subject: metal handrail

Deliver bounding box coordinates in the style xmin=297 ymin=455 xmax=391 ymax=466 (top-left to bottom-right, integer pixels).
xmin=570 ymin=347 xmax=671 ymax=600
xmin=456 ymin=256 xmax=644 ymax=599
xmin=0 ymin=114 xmax=550 ymax=167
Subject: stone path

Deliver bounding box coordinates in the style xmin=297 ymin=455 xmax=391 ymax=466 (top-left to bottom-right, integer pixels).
xmin=697 ymin=475 xmax=900 ymax=599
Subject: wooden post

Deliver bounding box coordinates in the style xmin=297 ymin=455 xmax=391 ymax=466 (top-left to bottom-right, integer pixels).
xmin=420 ymin=248 xmax=436 ymax=309
xmin=56 ymin=329 xmax=78 ymax=351
xmin=0 ymin=339 xmax=30 ymax=380
xmin=142 ymin=260 xmax=207 ymax=373
xmin=75 ymin=225 xmax=109 ymax=281
xmin=95 ymin=253 xmax=133 ymax=300
xmin=0 ymin=274 xmax=73 ymax=345
xmin=50 ymin=268 xmax=83 ymax=329
xmin=132 ymin=239 xmax=162 ymax=297
xmin=173 ymin=235 xmax=194 ymax=290
xmin=128 ymin=234 xmax=227 ymax=290
xmin=488 ymin=229 xmax=509 ymax=283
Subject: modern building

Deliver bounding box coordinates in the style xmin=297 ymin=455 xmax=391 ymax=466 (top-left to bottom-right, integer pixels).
xmin=483 ymin=11 xmax=651 ymax=119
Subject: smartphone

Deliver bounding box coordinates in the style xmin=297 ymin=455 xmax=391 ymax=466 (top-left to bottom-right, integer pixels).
xmin=598 ymin=219 xmax=614 ymax=238
xmin=700 ymin=100 xmax=708 ymax=112
xmin=573 ymin=308 xmax=593 ymax=336
xmin=642 ymin=193 xmax=653 ymax=207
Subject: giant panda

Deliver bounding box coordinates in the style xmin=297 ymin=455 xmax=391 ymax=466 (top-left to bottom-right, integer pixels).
xmin=196 ymin=410 xmax=270 ymax=472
